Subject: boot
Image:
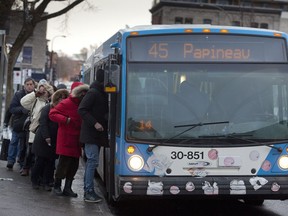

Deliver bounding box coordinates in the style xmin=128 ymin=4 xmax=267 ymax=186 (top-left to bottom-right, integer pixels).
xmin=20 ymin=169 xmax=29 ymax=176
xmin=62 ymin=179 xmax=77 ymax=197
xmin=53 ymin=178 xmax=62 ymax=196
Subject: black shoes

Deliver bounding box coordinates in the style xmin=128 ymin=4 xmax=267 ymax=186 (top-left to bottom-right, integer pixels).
xmin=6 ymin=163 xmax=13 ymax=170
xmin=62 ymin=179 xmax=77 ymax=197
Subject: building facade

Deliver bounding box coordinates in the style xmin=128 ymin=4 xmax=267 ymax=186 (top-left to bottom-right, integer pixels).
xmin=5 ymin=11 xmax=47 ymax=78
xmin=150 ymin=0 xmax=288 ymax=33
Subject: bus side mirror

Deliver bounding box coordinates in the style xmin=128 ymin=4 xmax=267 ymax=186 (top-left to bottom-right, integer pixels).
xmin=104 ymin=64 xmax=120 ymax=93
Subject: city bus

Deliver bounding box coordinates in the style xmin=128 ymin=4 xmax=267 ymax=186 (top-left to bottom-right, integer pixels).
xmin=82 ymin=25 xmax=288 ymax=205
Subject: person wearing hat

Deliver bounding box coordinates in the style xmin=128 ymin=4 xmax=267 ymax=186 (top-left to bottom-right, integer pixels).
xmin=31 ymin=88 xmax=69 ymax=190
xmin=20 ymin=81 xmax=55 ymax=176
xmin=56 ymin=83 xmax=67 ymax=90
xmin=78 ymin=68 xmax=108 ymax=203
xmin=49 ymin=82 xmax=89 ymax=197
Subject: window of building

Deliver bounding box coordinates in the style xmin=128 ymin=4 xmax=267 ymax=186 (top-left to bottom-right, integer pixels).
xmin=242 ymin=1 xmax=252 ymax=7
xmin=22 ymin=46 xmax=32 ymax=64
xmin=250 ymin=22 xmax=259 ymax=28
xmin=216 ymin=0 xmax=229 ymax=5
xmin=231 ymin=21 xmax=241 ymax=26
xmin=175 ymin=17 xmax=183 ymax=24
xmin=185 ymin=18 xmax=193 ymax=24
xmin=203 ymin=18 xmax=212 ymax=24
xmin=260 ymin=23 xmax=269 ymax=29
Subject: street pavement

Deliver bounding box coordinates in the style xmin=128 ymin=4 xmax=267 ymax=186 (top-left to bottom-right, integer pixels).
xmin=0 ymin=147 xmax=113 ymax=216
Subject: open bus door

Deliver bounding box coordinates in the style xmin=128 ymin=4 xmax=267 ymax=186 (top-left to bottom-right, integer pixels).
xmin=104 ymin=54 xmax=120 ymax=204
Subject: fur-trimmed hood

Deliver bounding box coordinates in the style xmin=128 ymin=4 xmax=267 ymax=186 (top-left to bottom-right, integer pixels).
xmin=37 ymin=83 xmax=54 ymax=97
xmin=51 ymin=89 xmax=69 ymax=107
xmin=71 ymin=84 xmax=89 ymax=98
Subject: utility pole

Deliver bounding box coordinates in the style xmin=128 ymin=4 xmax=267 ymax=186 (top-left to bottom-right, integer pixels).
xmin=49 ymin=35 xmax=66 ymax=84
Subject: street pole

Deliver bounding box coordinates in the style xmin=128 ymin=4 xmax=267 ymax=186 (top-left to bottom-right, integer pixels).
xmin=49 ymin=35 xmax=66 ymax=84
xmin=0 ymin=30 xmax=5 ymax=128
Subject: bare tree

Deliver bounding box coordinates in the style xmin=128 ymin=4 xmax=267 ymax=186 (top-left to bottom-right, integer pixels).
xmin=0 ymin=0 xmax=88 ymax=107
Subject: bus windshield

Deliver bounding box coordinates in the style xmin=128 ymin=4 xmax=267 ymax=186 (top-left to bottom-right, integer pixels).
xmin=126 ymin=63 xmax=288 ymax=144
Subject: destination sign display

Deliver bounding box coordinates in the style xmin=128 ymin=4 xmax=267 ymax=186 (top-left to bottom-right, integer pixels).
xmin=127 ymin=35 xmax=287 ymax=62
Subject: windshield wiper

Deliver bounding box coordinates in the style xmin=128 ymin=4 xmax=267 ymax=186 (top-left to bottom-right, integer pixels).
xmin=147 ymin=121 xmax=229 ymax=153
xmin=200 ymin=133 xmax=283 ymax=153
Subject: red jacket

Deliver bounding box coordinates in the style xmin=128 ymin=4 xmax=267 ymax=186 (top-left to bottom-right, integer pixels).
xmin=49 ymin=84 xmax=89 ymax=158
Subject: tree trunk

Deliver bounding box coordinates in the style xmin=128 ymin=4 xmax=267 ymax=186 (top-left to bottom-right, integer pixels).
xmin=6 ymin=23 xmax=35 ymax=110
xmin=6 ymin=48 xmax=20 ymax=111
xmin=3 ymin=0 xmax=86 ymax=109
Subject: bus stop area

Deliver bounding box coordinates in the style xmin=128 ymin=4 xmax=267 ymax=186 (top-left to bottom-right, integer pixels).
xmin=0 ymin=141 xmax=112 ymax=216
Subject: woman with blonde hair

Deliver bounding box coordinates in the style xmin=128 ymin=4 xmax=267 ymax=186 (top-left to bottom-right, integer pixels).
xmin=31 ymin=89 xmax=69 ymax=190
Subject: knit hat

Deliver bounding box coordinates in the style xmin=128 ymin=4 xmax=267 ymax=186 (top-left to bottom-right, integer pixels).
xmin=56 ymin=83 xmax=67 ymax=90
xmin=96 ymin=69 xmax=104 ymax=83
xmin=71 ymin=82 xmax=84 ymax=93
xmin=38 ymin=79 xmax=48 ymax=85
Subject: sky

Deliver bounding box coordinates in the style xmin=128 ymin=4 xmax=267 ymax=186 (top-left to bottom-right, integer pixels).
xmin=46 ymin=0 xmax=152 ymax=55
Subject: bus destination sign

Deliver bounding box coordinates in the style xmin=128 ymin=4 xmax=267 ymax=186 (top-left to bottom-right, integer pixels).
xmin=127 ymin=35 xmax=287 ymax=62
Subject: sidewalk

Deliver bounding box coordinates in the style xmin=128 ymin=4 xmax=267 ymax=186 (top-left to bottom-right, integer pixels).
xmin=0 ymin=146 xmax=112 ymax=216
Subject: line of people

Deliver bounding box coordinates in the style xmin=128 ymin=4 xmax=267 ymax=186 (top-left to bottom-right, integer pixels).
xmin=4 ymin=68 xmax=108 ymax=203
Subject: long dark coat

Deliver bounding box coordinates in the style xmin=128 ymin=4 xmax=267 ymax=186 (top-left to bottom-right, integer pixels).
xmin=78 ymin=81 xmax=108 ymax=146
xmin=32 ymin=104 xmax=58 ymax=159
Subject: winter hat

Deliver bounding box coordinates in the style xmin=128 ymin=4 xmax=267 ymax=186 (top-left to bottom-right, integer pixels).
xmin=36 ymin=83 xmax=54 ymax=96
xmin=96 ymin=69 xmax=104 ymax=83
xmin=56 ymin=83 xmax=67 ymax=90
xmin=38 ymin=79 xmax=48 ymax=85
xmin=71 ymin=82 xmax=84 ymax=93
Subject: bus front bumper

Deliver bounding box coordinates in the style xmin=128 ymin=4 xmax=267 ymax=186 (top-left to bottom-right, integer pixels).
xmin=118 ymin=175 xmax=288 ymax=200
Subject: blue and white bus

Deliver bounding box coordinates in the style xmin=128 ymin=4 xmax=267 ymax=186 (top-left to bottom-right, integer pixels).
xmin=82 ymin=25 xmax=288 ymax=205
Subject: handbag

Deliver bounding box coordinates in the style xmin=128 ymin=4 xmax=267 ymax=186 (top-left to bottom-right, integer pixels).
xmin=23 ymin=115 xmax=31 ymax=131
xmin=0 ymin=127 xmax=11 ymax=160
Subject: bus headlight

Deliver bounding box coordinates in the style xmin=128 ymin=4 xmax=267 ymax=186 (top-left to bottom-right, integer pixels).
xmin=128 ymin=155 xmax=144 ymax=171
xmin=278 ymin=155 xmax=288 ymax=170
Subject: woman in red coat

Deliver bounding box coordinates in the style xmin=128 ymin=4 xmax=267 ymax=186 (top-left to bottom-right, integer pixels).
xmin=49 ymin=82 xmax=89 ymax=197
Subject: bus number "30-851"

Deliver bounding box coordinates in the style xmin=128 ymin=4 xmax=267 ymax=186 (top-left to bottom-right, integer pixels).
xmin=171 ymin=151 xmax=204 ymax=160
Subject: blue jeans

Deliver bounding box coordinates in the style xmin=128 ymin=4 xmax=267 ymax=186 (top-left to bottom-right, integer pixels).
xmin=7 ymin=131 xmax=20 ymax=164
xmin=7 ymin=131 xmax=26 ymax=167
xmin=84 ymin=144 xmax=99 ymax=193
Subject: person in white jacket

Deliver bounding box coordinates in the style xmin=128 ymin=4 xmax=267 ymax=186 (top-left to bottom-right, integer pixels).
xmin=20 ymin=80 xmax=54 ymax=176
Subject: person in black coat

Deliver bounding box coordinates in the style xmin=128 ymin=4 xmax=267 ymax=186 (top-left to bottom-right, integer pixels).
xmin=78 ymin=68 xmax=108 ymax=203
xmin=7 ymin=77 xmax=35 ymax=170
xmin=31 ymin=89 xmax=69 ymax=190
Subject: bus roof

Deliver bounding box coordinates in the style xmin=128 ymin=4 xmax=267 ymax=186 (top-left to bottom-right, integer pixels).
xmin=88 ymin=24 xmax=287 ymax=64
xmin=118 ymin=24 xmax=285 ymax=36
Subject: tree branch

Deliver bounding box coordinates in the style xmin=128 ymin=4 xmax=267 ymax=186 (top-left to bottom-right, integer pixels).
xmin=40 ymin=0 xmax=84 ymax=21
